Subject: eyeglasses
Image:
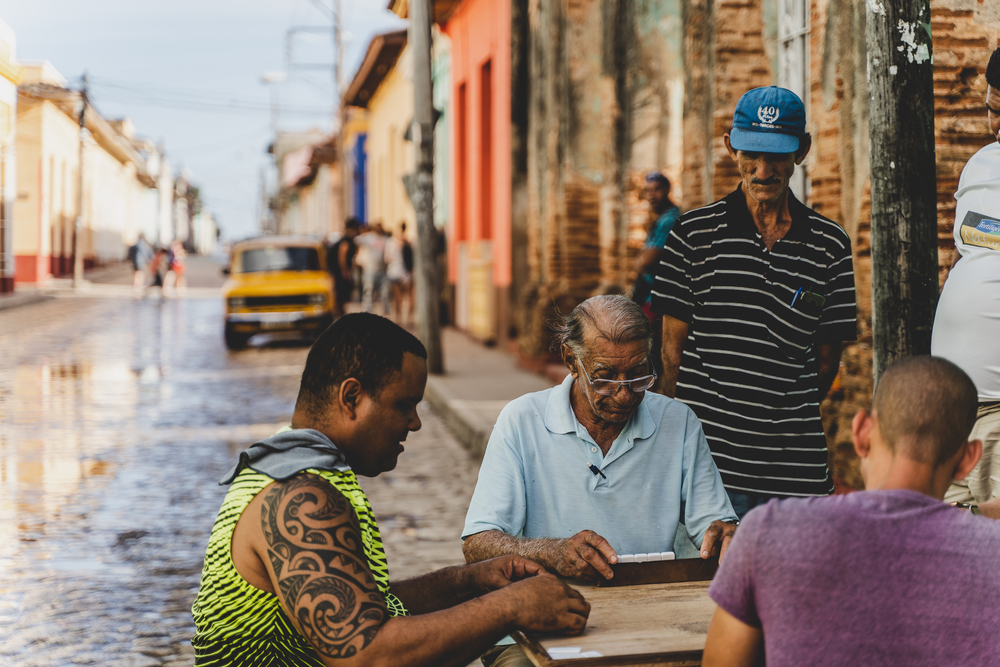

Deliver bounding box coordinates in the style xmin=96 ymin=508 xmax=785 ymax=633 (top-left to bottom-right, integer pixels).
xmin=579 ymin=363 xmax=657 ymax=396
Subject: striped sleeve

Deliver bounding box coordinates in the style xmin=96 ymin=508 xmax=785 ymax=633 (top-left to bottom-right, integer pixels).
xmin=816 ymin=226 xmax=857 ymax=343
xmin=650 ymin=221 xmax=696 ymax=322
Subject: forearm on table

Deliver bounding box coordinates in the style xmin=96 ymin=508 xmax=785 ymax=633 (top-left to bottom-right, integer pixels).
xmin=324 ymin=592 xmax=518 ymax=667
xmin=390 ymin=564 xmax=475 ymax=615
xmin=463 ymin=530 xmax=557 ymax=569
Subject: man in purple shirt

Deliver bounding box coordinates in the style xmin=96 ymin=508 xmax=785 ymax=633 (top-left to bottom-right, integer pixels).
xmin=703 ymin=356 xmax=1000 ymax=666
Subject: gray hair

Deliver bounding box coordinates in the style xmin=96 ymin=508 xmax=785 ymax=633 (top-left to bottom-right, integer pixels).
xmin=551 ymin=294 xmax=653 ymax=360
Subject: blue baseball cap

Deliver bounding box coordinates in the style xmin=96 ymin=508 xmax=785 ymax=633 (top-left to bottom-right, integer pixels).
xmin=729 ymin=86 xmax=806 ymax=154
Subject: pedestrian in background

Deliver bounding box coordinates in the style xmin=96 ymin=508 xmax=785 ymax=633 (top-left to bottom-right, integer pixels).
xmin=127 ymin=234 xmax=152 ymax=298
xmin=164 ymin=240 xmax=186 ymax=297
xmin=653 ymin=86 xmax=857 ymax=516
xmin=931 ymin=46 xmax=1000 ymax=518
xmin=632 ymin=172 xmax=681 ymax=392
xmin=386 ymin=221 xmax=414 ymax=327
xmin=356 ymin=221 xmax=390 ymax=315
xmin=147 ymin=247 xmax=167 ymax=297
xmin=330 ymin=218 xmax=360 ymax=318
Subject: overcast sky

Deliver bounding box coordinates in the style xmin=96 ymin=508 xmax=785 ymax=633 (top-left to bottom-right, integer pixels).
xmin=4 ymin=0 xmax=404 ymax=241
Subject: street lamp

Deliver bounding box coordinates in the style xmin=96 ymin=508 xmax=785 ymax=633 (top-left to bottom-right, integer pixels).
xmin=260 ymin=71 xmax=287 ymax=137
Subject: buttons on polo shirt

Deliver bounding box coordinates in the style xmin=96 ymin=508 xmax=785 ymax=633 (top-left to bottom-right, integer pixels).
xmin=591 ymin=447 xmax=598 ymax=452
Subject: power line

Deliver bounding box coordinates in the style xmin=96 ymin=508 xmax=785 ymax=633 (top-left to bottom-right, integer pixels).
xmin=86 ymin=76 xmax=334 ymax=115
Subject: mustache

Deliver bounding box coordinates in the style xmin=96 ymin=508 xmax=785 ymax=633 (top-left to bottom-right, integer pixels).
xmin=750 ymin=177 xmax=782 ymax=185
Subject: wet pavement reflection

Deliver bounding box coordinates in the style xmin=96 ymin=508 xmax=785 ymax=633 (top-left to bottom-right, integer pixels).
xmin=0 ymin=294 xmax=478 ymax=666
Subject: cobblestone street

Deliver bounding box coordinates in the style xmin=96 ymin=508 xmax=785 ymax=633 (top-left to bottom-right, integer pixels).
xmin=0 ymin=283 xmax=480 ymax=666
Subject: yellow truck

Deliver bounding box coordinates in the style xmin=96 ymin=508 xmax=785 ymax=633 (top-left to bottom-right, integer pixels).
xmin=222 ymin=237 xmax=334 ymax=349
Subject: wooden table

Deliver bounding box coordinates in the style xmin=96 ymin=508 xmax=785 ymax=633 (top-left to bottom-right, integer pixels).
xmin=512 ymin=561 xmax=717 ymax=667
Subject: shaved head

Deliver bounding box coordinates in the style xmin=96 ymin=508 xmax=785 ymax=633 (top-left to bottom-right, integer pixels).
xmin=872 ymin=356 xmax=978 ymax=465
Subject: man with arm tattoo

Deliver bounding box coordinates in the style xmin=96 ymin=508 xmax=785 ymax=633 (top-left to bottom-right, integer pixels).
xmin=191 ymin=313 xmax=589 ymax=666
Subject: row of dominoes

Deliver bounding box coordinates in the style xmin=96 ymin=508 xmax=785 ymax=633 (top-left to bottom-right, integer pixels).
xmin=617 ymin=551 xmax=675 ymax=563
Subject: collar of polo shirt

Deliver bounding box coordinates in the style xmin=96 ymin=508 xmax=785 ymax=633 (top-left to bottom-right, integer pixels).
xmin=543 ymin=374 xmax=657 ymax=442
xmin=728 ymin=185 xmax=813 ymax=243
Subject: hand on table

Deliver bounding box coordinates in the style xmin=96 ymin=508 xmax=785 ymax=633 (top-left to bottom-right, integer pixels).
xmin=700 ymin=520 xmax=737 ymax=563
xmin=546 ymin=530 xmax=618 ymax=581
xmin=466 ymin=555 xmax=548 ymax=594
xmin=503 ymin=573 xmax=591 ymax=635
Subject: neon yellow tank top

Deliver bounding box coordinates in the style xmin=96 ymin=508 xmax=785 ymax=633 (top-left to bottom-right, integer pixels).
xmin=191 ymin=467 xmax=407 ymax=665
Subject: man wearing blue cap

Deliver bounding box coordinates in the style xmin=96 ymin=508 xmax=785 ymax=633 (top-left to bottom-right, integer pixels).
xmin=652 ymin=86 xmax=857 ymax=516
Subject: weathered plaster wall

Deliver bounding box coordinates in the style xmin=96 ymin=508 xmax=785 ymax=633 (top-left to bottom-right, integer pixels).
xmin=444 ymin=0 xmax=513 ymax=342
xmin=681 ymin=0 xmax=773 ymax=211
xmin=521 ymin=0 xmax=688 ymax=356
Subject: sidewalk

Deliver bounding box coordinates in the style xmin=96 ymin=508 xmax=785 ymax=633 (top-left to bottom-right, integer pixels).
xmin=424 ymin=328 xmax=567 ymax=460
xmin=0 ymin=291 xmax=53 ymax=311
xmin=0 ymin=255 xmax=227 ymax=308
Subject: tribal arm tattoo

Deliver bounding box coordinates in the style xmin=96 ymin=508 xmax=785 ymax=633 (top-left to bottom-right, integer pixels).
xmin=261 ymin=474 xmax=388 ymax=659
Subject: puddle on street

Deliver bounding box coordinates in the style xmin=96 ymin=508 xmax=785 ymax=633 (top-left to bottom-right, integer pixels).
xmin=0 ymin=297 xmax=313 ymax=663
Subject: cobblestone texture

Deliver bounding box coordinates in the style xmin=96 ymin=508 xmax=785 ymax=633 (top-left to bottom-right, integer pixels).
xmin=0 ymin=292 xmax=478 ymax=665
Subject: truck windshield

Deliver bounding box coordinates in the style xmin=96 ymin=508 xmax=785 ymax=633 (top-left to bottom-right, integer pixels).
xmin=237 ymin=247 xmax=320 ymax=273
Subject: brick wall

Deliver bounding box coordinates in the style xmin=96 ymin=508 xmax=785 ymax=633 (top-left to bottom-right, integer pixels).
xmin=682 ymin=0 xmax=773 ymax=211
xmin=522 ymin=0 xmax=691 ymax=356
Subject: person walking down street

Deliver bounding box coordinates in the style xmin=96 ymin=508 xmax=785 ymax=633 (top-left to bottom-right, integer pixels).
xmin=385 ymin=222 xmax=414 ymax=327
xmin=356 ymin=222 xmax=390 ymax=315
xmin=652 ymin=86 xmax=857 ymax=517
xmin=127 ymin=234 xmax=152 ymax=298
xmin=191 ymin=314 xmax=590 ymax=666
xmin=164 ymin=240 xmax=186 ymax=297
xmin=702 ymin=356 xmax=1000 ymax=667
xmin=330 ymin=218 xmax=360 ymax=318
xmin=632 ymin=172 xmax=681 ymax=392
xmin=931 ymin=46 xmax=1000 ymax=519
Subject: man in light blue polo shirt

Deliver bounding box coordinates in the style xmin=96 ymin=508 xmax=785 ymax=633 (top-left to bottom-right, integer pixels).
xmin=463 ymin=295 xmax=738 ymax=667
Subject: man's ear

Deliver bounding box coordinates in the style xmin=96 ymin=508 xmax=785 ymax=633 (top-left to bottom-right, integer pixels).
xmin=852 ymin=409 xmax=873 ymax=459
xmin=723 ymin=133 xmax=738 ymax=161
xmin=562 ymin=344 xmax=580 ymax=378
xmin=794 ymin=133 xmax=813 ymax=165
xmin=953 ymin=439 xmax=984 ymax=481
xmin=338 ymin=378 xmax=364 ymax=420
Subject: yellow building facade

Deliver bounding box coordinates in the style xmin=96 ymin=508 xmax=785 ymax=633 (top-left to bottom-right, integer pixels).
xmin=15 ymin=63 xmax=145 ymax=283
xmin=364 ymin=44 xmax=416 ymax=238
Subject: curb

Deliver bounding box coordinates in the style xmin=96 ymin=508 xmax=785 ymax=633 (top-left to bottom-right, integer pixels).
xmin=0 ymin=292 xmax=55 ymax=312
xmin=423 ymin=375 xmax=492 ymax=461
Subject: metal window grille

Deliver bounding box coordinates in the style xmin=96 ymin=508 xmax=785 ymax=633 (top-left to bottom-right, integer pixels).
xmin=778 ymin=0 xmax=810 ymax=203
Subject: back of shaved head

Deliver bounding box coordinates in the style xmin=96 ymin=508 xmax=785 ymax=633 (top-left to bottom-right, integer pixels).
xmin=872 ymin=356 xmax=978 ymax=465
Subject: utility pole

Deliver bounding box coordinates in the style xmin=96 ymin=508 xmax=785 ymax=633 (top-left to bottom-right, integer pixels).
xmin=866 ymin=0 xmax=938 ymax=382
xmin=73 ymin=73 xmax=87 ymax=290
xmin=411 ymin=0 xmax=443 ymax=373
xmin=334 ymin=0 xmax=347 ymax=231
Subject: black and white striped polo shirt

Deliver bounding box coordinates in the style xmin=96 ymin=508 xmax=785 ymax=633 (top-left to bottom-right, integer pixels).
xmin=651 ymin=186 xmax=857 ymax=497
